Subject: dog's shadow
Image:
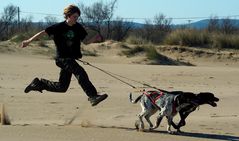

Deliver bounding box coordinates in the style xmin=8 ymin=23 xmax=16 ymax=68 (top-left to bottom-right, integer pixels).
xmin=179 ymin=132 xmax=239 ymax=141
xmin=146 ymin=130 xmax=239 ymax=141
xmin=94 ymin=125 xmax=239 ymax=141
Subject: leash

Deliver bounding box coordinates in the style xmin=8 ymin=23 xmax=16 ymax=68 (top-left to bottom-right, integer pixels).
xmin=77 ymin=59 xmax=166 ymax=91
xmin=77 ymin=59 xmax=136 ymax=89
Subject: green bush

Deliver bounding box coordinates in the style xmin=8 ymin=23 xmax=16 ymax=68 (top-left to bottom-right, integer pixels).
xmin=121 ymin=45 xmax=161 ymax=60
xmin=145 ymin=46 xmax=160 ymax=60
xmin=10 ymin=33 xmax=34 ymax=43
xmin=164 ymin=29 xmax=210 ymax=47
xmin=212 ymin=34 xmax=239 ymax=49
xmin=10 ymin=32 xmax=51 ymax=43
xmin=125 ymin=35 xmax=151 ymax=45
xmin=38 ymin=40 xmax=48 ymax=48
xmin=121 ymin=46 xmax=145 ymax=57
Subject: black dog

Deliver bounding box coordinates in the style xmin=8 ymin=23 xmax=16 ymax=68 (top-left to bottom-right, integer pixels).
xmin=169 ymin=91 xmax=219 ymax=132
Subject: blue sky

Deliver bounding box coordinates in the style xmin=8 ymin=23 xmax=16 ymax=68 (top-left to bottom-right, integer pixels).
xmin=1 ymin=0 xmax=239 ymax=24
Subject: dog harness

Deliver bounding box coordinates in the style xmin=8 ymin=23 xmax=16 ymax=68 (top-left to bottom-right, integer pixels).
xmin=143 ymin=90 xmax=177 ymax=114
xmin=143 ymin=91 xmax=164 ymax=106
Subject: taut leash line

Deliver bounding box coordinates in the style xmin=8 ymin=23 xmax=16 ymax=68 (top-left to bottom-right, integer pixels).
xmin=77 ymin=59 xmax=167 ymax=92
xmin=77 ymin=59 xmax=136 ymax=89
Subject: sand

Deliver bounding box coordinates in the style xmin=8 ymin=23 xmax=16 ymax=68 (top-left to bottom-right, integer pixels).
xmin=0 ymin=50 xmax=239 ymax=141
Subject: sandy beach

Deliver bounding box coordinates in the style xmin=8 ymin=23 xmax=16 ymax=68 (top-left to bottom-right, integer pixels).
xmin=0 ymin=43 xmax=239 ymax=141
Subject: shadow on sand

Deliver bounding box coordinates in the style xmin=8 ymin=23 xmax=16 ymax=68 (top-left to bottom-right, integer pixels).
xmin=150 ymin=130 xmax=239 ymax=141
xmin=93 ymin=125 xmax=239 ymax=141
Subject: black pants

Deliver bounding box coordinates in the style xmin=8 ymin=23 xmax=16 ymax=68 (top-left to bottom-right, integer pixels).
xmin=40 ymin=58 xmax=97 ymax=97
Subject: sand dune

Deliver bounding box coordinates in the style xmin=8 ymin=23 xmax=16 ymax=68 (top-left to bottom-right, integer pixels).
xmin=0 ymin=42 xmax=239 ymax=141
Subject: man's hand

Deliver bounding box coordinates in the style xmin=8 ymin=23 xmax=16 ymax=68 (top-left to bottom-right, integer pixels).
xmin=19 ymin=30 xmax=46 ymax=48
xmin=20 ymin=40 xmax=31 ymax=48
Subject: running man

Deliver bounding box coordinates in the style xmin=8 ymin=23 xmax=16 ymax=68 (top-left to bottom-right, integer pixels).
xmin=20 ymin=4 xmax=107 ymax=106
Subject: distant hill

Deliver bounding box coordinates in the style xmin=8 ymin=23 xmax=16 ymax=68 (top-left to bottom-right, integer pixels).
xmin=129 ymin=19 xmax=239 ymax=29
xmin=30 ymin=19 xmax=239 ymax=30
xmin=173 ymin=19 xmax=239 ymax=29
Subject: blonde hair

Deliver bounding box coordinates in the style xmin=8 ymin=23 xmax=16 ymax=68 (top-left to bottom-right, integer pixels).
xmin=63 ymin=4 xmax=81 ymax=19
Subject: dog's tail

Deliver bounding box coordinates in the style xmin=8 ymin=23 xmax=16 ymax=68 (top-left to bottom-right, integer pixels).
xmin=129 ymin=93 xmax=142 ymax=104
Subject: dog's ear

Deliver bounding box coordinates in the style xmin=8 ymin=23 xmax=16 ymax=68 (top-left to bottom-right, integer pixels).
xmin=199 ymin=92 xmax=213 ymax=95
xmin=198 ymin=92 xmax=219 ymax=101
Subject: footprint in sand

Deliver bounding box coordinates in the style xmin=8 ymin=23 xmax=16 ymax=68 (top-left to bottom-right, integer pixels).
xmin=113 ymin=115 xmax=125 ymax=119
xmin=199 ymin=124 xmax=207 ymax=127
xmin=80 ymin=120 xmax=93 ymax=127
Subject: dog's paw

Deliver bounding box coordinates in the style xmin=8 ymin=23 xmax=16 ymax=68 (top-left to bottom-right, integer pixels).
xmin=148 ymin=127 xmax=154 ymax=132
xmin=167 ymin=130 xmax=173 ymax=134
xmin=151 ymin=126 xmax=158 ymax=130
xmin=138 ymin=128 xmax=145 ymax=132
xmin=168 ymin=131 xmax=178 ymax=135
xmin=177 ymin=129 xmax=183 ymax=134
xmin=135 ymin=120 xmax=140 ymax=130
xmin=168 ymin=131 xmax=176 ymax=135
